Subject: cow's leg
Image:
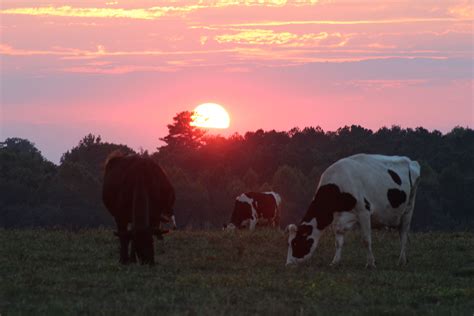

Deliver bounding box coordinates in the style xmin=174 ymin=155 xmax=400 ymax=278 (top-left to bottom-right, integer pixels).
xmin=129 ymin=239 xmax=137 ymax=263
xmin=330 ymin=232 xmax=345 ymax=266
xmin=124 ymin=223 xmax=137 ymax=263
xmin=398 ymin=206 xmax=415 ymax=266
xmin=330 ymin=212 xmax=356 ymax=266
xmin=358 ymin=211 xmax=376 ymax=269
xmin=273 ymin=206 xmax=280 ymax=228
xmin=249 ymin=218 xmax=257 ymax=231
xmin=116 ymin=221 xmax=130 ymax=264
xmin=134 ymin=228 xmax=154 ymax=265
xmin=399 ymin=184 xmax=418 ymax=266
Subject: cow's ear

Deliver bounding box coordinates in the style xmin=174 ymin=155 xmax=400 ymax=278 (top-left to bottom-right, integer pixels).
xmin=285 ymin=224 xmax=297 ymax=235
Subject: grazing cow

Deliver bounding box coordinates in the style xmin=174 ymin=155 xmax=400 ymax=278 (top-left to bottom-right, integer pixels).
xmin=224 ymin=192 xmax=281 ymax=231
xmin=102 ymin=152 xmax=175 ymax=264
xmin=286 ymin=154 xmax=420 ymax=268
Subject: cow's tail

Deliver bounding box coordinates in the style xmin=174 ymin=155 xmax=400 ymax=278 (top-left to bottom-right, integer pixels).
xmin=131 ymin=166 xmax=154 ymax=264
xmin=403 ymin=160 xmax=421 ymax=231
xmin=408 ymin=161 xmax=421 ymax=202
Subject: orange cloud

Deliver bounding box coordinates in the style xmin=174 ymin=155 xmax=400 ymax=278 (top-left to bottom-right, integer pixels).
xmin=0 ymin=44 xmax=236 ymax=59
xmin=0 ymin=1 xmax=325 ymax=20
xmin=209 ymin=0 xmax=321 ymax=6
xmin=63 ymin=65 xmax=178 ymax=74
xmin=448 ymin=2 xmax=473 ymax=19
xmin=215 ymin=29 xmax=302 ymax=45
xmin=214 ymin=29 xmax=348 ymax=47
xmin=215 ymin=17 xmax=471 ymax=27
xmin=0 ymin=5 xmax=201 ymax=20
xmin=346 ymin=79 xmax=430 ymax=90
xmin=0 ymin=44 xmax=66 ymax=56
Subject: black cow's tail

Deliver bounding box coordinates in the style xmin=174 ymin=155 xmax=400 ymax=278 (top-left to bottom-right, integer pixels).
xmin=132 ymin=168 xmax=149 ymax=230
xmin=131 ymin=165 xmax=154 ymax=264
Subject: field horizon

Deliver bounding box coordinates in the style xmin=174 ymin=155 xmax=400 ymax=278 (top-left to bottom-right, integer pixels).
xmin=1 ymin=228 xmax=473 ymax=315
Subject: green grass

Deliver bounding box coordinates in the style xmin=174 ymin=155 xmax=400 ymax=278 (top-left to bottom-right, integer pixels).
xmin=1 ymin=229 xmax=473 ymax=315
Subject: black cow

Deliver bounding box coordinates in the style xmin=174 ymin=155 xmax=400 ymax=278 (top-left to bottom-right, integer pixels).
xmin=223 ymin=192 xmax=281 ymax=231
xmin=102 ymin=152 xmax=175 ymax=264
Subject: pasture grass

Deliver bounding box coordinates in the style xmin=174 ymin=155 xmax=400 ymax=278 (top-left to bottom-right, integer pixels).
xmin=1 ymin=228 xmax=473 ymax=315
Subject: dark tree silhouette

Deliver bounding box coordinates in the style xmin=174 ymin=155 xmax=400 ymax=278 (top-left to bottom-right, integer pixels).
xmin=1 ymin=121 xmax=473 ymax=230
xmin=159 ymin=111 xmax=206 ymax=150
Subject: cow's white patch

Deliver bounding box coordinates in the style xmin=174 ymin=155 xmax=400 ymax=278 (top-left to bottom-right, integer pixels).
xmin=236 ymin=193 xmax=253 ymax=204
xmin=333 ymin=212 xmax=357 ymax=233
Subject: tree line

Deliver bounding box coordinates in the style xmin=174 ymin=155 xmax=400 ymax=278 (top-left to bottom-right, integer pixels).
xmin=1 ymin=112 xmax=473 ymax=231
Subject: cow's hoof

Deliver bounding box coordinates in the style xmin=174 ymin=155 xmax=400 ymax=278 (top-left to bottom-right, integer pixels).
xmin=330 ymin=261 xmax=340 ymax=267
xmin=365 ymin=263 xmax=376 ymax=269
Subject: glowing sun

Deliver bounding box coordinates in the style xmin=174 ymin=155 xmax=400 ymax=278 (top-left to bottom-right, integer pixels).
xmin=191 ymin=103 xmax=230 ymax=129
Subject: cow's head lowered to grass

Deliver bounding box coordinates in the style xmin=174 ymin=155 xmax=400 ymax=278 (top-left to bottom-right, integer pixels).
xmin=286 ymin=184 xmax=356 ymax=265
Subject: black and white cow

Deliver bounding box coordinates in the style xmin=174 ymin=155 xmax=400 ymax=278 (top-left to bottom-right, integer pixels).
xmin=286 ymin=154 xmax=420 ymax=267
xmin=224 ymin=192 xmax=282 ymax=231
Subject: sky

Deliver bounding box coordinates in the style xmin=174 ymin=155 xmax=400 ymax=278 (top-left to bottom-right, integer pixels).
xmin=1 ymin=0 xmax=473 ymax=163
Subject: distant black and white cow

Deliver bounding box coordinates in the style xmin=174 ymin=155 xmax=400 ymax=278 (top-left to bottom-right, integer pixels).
xmin=286 ymin=154 xmax=420 ymax=267
xmin=224 ymin=192 xmax=282 ymax=231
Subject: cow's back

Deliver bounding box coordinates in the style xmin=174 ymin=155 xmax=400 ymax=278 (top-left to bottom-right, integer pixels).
xmin=318 ymin=154 xmax=420 ymax=227
xmin=246 ymin=192 xmax=278 ymax=218
xmin=102 ymin=155 xmax=139 ymax=220
xmin=102 ymin=155 xmax=175 ymax=224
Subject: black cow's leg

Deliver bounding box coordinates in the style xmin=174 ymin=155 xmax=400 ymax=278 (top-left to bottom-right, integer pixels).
xmin=130 ymin=239 xmax=137 ymax=263
xmin=117 ymin=221 xmax=130 ymax=264
xmin=134 ymin=228 xmax=155 ymax=265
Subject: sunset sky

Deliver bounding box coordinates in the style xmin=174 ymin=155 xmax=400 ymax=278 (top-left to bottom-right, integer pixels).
xmin=1 ymin=0 xmax=473 ymax=162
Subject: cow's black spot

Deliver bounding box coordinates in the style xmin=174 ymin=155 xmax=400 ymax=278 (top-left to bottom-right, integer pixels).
xmin=364 ymin=198 xmax=371 ymax=211
xmin=246 ymin=192 xmax=278 ymax=220
xmin=230 ymin=200 xmax=252 ymax=227
xmin=291 ymin=224 xmax=314 ymax=258
xmin=388 ymin=169 xmax=402 ymax=185
xmin=303 ymin=184 xmax=357 ymax=230
xmin=387 ymin=189 xmax=407 ymax=208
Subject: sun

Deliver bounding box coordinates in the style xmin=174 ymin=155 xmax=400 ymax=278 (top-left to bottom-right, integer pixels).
xmin=190 ymin=103 xmax=230 ymax=129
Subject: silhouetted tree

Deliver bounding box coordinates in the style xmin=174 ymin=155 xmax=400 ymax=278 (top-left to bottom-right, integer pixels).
xmin=159 ymin=111 xmax=206 ymax=150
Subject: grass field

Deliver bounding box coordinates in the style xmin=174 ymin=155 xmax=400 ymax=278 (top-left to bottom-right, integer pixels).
xmin=1 ymin=229 xmax=473 ymax=315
